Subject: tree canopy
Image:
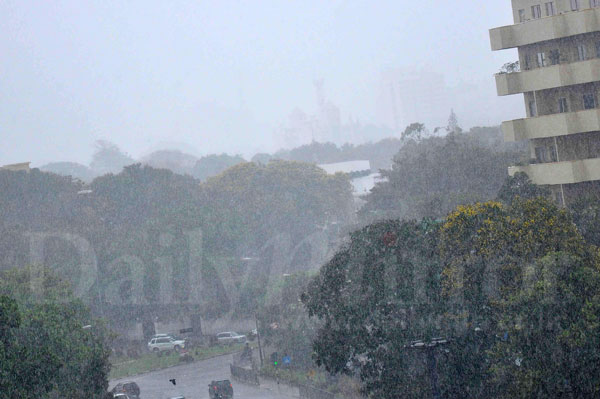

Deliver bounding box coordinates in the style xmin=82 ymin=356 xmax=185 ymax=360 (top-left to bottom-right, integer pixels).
xmin=361 ymin=127 xmax=527 ymax=221
xmin=0 ymin=267 xmax=111 ymax=398
xmin=303 ymin=197 xmax=600 ymax=398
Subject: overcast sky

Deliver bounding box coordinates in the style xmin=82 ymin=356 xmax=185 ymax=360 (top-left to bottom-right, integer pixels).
xmin=1 ymin=1 xmax=521 ymax=166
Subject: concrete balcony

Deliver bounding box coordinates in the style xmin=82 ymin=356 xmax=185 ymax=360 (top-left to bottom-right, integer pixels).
xmin=490 ymin=7 xmax=600 ymax=51
xmin=495 ymin=58 xmax=600 ymax=96
xmin=509 ymin=157 xmax=600 ymax=185
xmin=503 ymin=108 xmax=600 ymax=141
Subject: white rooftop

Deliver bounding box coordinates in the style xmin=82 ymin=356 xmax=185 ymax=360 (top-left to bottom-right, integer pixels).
xmin=352 ymin=173 xmax=384 ymax=197
xmin=318 ymin=160 xmax=371 ymax=175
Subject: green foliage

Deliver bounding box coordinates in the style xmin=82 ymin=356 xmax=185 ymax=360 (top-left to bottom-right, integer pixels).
xmin=0 ymin=268 xmax=111 ymax=398
xmin=90 ymin=140 xmax=134 ymax=175
xmin=204 ymin=160 xmax=353 ymax=250
xmin=361 ymin=127 xmax=527 ymax=221
xmin=191 ymin=153 xmax=245 ymax=181
xmin=305 ymin=198 xmax=600 ymax=398
xmin=271 ymin=136 xmax=401 ymax=170
xmin=302 ymin=220 xmax=442 ymax=398
xmin=401 ymin=123 xmax=427 ymax=142
xmin=570 ymin=193 xmax=600 ymax=247
xmin=488 ymin=252 xmax=600 ymax=398
xmin=496 ymin=172 xmax=550 ymax=205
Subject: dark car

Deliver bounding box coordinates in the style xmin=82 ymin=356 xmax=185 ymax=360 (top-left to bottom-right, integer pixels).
xmin=208 ymin=379 xmax=233 ymax=399
xmin=111 ymin=381 xmax=140 ymax=399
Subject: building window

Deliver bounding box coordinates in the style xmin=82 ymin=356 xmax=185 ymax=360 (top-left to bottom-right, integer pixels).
xmin=523 ymin=54 xmax=531 ymax=70
xmin=519 ymin=9 xmax=526 ymax=22
xmin=537 ymin=52 xmax=546 ymax=67
xmin=546 ymin=2 xmax=556 ymax=16
xmin=532 ymin=5 xmax=542 ymax=19
xmin=549 ymin=49 xmax=560 ymax=65
xmin=559 ymin=97 xmax=569 ymax=113
xmin=571 ymin=0 xmax=580 ymax=10
xmin=584 ymin=93 xmax=596 ymax=109
xmin=597 ymin=42 xmax=600 ymax=58
xmin=591 ymin=0 xmax=600 ymax=7
xmin=535 ymin=147 xmax=548 ymax=162
xmin=577 ymin=44 xmax=587 ymax=61
xmin=529 ymin=100 xmax=538 ymax=117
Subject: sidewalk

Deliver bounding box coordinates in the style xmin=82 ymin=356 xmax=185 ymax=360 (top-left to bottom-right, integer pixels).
xmin=259 ymin=375 xmax=300 ymax=398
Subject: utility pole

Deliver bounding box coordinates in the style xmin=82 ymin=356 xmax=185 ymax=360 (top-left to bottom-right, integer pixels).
xmin=254 ymin=313 xmax=263 ymax=366
xmin=406 ymin=338 xmax=448 ymax=399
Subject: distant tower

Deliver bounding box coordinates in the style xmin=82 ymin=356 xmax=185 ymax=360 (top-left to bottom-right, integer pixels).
xmin=313 ymin=78 xmax=325 ymax=109
xmin=389 ymin=83 xmax=400 ymax=132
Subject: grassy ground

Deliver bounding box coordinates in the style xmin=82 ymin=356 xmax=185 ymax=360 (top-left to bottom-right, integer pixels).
xmin=259 ymin=364 xmax=328 ymax=388
xmin=109 ymin=343 xmax=245 ymax=379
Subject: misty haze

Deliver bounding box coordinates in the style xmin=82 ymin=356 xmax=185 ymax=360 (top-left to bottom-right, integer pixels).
xmin=3 ymin=1 xmax=600 ymax=399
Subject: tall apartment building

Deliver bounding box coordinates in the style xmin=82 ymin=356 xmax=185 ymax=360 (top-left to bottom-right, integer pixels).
xmin=490 ymin=0 xmax=600 ymax=205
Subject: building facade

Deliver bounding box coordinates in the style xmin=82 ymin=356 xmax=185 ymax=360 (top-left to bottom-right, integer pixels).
xmin=491 ymin=0 xmax=600 ymax=205
xmin=0 ymin=162 xmax=30 ymax=172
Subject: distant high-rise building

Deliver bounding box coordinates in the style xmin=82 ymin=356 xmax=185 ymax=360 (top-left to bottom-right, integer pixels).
xmin=491 ymin=1 xmax=600 ymax=205
xmin=377 ymin=68 xmax=450 ymax=133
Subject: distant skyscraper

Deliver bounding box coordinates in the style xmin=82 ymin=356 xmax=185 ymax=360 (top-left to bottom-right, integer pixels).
xmin=281 ymin=80 xmax=341 ymax=147
xmin=376 ymin=68 xmax=450 ymax=133
xmin=491 ymin=1 xmax=600 ymax=206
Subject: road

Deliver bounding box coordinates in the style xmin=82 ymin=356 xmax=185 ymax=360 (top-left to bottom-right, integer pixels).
xmin=110 ymin=353 xmax=298 ymax=399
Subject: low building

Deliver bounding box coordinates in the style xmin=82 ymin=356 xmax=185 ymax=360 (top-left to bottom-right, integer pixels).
xmin=0 ymin=162 xmax=31 ymax=172
xmin=318 ymin=160 xmax=384 ymax=210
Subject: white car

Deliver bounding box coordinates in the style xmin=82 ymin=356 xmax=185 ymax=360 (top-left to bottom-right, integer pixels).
xmin=216 ymin=331 xmax=247 ymax=345
xmin=147 ymin=336 xmax=185 ymax=353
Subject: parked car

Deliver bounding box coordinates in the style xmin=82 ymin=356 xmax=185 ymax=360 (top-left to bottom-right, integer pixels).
xmin=147 ymin=336 xmax=186 ymax=353
xmin=111 ymin=381 xmax=140 ymax=399
xmin=208 ymin=380 xmax=233 ymax=399
xmin=216 ymin=332 xmax=246 ymax=345
xmin=167 ymin=396 xmax=185 ymax=399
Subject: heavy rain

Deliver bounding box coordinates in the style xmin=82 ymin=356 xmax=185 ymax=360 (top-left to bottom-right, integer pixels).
xmin=2 ymin=1 xmax=600 ymax=398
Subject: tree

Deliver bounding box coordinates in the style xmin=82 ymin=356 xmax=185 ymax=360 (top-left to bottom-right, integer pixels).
xmin=438 ymin=198 xmax=588 ymax=398
xmin=361 ymin=127 xmax=527 ymax=221
xmin=302 ymin=220 xmax=442 ymax=398
xmin=90 ymin=140 xmax=134 ymax=176
xmin=447 ymin=109 xmax=460 ymax=134
xmin=305 ymin=198 xmax=596 ymax=398
xmin=401 ymin=123 xmax=427 ymax=142
xmin=488 ymin=252 xmax=600 ymax=398
xmin=0 ymin=295 xmax=62 ymax=398
xmin=39 ymin=161 xmax=96 ymax=182
xmin=204 ymin=160 xmax=354 ymax=251
xmin=570 ymin=194 xmax=600 ymax=247
xmin=0 ymin=267 xmax=112 ymax=398
xmin=191 ymin=153 xmax=245 ymax=181
xmin=496 ymin=172 xmax=550 ymax=205
xmin=141 ymin=149 xmax=199 ymax=176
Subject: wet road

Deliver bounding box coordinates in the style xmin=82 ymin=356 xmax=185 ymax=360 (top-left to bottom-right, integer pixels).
xmin=110 ymin=353 xmax=297 ymax=399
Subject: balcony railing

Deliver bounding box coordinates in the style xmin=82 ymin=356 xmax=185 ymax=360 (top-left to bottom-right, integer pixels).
xmin=509 ymin=157 xmax=600 ymax=185
xmin=495 ymin=58 xmax=600 ymax=95
xmin=490 ymin=7 xmax=600 ymax=51
xmin=503 ymin=108 xmax=600 ymax=141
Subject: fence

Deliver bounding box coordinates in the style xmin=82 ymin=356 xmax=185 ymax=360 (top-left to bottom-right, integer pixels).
xmin=230 ymin=364 xmax=259 ymax=386
xmin=299 ymin=384 xmax=335 ymax=399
